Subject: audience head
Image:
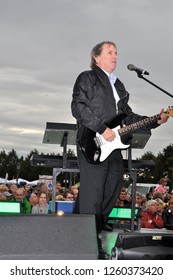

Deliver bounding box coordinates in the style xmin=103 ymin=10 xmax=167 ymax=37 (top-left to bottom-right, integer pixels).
xmin=38 ymin=191 xmax=49 ymax=204
xmin=56 ymin=181 xmax=62 ymax=194
xmin=146 ymin=191 xmax=153 ymax=200
xmin=14 ymin=188 xmax=26 ymax=201
xmin=0 ymin=185 xmax=10 ymax=200
xmin=159 ymin=177 xmax=168 ymax=186
xmin=19 ymin=181 xmax=30 ymax=192
xmin=141 ymin=195 xmax=147 ymax=210
xmin=0 ymin=185 xmax=8 ymax=200
xmin=38 ymin=182 xmax=49 ymax=193
xmin=135 ymin=192 xmax=143 ymax=206
xmin=119 ymin=188 xmax=128 ymax=201
xmin=69 ymin=185 xmax=79 ymax=200
xmin=155 ymin=198 xmax=164 ymax=213
xmin=63 ymin=190 xmax=74 ymax=201
xmin=9 ymin=184 xmax=18 ymax=195
xmin=56 ymin=194 xmax=64 ymax=201
xmin=146 ymin=199 xmax=158 ymax=213
xmin=153 ymin=192 xmax=164 ymax=201
xmin=28 ymin=193 xmax=39 ymax=206
xmin=167 ymin=198 xmax=173 ymax=212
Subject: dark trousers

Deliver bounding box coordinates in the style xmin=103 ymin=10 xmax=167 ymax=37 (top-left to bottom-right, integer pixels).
xmin=73 ymin=143 xmax=124 ymax=234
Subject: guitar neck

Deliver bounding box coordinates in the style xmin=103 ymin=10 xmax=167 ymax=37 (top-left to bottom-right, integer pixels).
xmin=119 ymin=113 xmax=160 ymax=136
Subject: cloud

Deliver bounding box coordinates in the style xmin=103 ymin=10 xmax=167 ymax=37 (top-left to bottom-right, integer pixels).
xmin=0 ymin=0 xmax=172 ymax=159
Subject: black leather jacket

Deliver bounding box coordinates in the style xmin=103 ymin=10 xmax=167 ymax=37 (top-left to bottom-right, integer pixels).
xmin=71 ymin=66 xmax=158 ymax=137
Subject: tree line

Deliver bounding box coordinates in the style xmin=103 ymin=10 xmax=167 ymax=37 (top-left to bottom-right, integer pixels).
xmin=0 ymin=144 xmax=173 ymax=188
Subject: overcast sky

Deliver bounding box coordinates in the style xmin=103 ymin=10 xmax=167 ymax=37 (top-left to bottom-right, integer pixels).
xmin=0 ymin=0 xmax=172 ymax=161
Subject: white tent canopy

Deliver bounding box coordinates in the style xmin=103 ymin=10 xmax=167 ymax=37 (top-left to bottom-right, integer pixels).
xmin=0 ymin=178 xmax=38 ymax=186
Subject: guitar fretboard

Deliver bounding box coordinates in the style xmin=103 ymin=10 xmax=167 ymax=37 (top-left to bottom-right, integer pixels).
xmin=119 ymin=114 xmax=159 ymax=136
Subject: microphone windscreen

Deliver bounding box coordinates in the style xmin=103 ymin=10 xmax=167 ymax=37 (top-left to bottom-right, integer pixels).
xmin=127 ymin=64 xmax=135 ymax=71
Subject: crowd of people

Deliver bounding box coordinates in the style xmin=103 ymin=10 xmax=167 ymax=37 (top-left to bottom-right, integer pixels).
xmin=1 ymin=177 xmax=173 ymax=230
xmin=1 ymin=176 xmax=172 ymax=254
xmin=0 ymin=180 xmax=79 ymax=214
xmin=114 ymin=177 xmax=173 ymax=230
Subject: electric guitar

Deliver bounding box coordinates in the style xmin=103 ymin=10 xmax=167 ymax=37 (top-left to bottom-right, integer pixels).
xmin=79 ymin=106 xmax=173 ymax=164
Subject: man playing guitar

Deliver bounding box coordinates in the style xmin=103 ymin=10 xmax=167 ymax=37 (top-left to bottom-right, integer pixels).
xmin=71 ymin=41 xmax=170 ymax=259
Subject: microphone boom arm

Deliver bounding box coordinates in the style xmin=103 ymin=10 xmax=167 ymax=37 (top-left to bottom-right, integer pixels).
xmin=137 ymin=73 xmax=173 ymax=98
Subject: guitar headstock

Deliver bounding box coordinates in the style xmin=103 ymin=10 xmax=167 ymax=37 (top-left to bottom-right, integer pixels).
xmin=166 ymin=106 xmax=173 ymax=117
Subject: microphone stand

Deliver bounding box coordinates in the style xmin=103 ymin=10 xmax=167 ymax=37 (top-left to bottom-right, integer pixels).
xmin=137 ymin=73 xmax=173 ymax=98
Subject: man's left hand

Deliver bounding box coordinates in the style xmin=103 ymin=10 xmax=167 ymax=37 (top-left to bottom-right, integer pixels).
xmin=157 ymin=108 xmax=169 ymax=124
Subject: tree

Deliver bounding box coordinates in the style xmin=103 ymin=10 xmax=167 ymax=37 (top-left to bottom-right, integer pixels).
xmin=155 ymin=144 xmax=173 ymax=188
xmin=0 ymin=144 xmax=172 ymax=188
xmin=20 ymin=149 xmax=53 ymax=181
xmin=136 ymin=144 xmax=173 ymax=188
xmin=0 ymin=149 xmax=20 ymax=179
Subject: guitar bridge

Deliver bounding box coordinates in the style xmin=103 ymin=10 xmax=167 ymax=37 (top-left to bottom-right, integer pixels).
xmin=94 ymin=137 xmax=102 ymax=148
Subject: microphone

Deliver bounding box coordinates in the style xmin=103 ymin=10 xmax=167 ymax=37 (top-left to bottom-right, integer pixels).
xmin=127 ymin=64 xmax=149 ymax=75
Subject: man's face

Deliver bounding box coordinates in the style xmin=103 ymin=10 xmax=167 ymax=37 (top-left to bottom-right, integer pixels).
xmin=119 ymin=191 xmax=127 ymax=201
xmin=29 ymin=193 xmax=38 ymax=206
xmin=15 ymin=190 xmax=25 ymax=201
xmin=95 ymin=43 xmax=117 ymax=73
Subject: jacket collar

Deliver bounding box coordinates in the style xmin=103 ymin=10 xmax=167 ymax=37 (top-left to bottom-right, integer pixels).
xmin=93 ymin=66 xmax=114 ymax=95
xmin=93 ymin=66 xmax=127 ymax=99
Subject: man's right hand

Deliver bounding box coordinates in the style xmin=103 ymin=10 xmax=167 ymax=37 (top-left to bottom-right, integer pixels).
xmin=102 ymin=127 xmax=116 ymax=142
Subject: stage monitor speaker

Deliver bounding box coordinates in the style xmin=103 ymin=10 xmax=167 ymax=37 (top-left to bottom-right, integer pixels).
xmin=0 ymin=214 xmax=98 ymax=260
xmin=111 ymin=230 xmax=173 ymax=260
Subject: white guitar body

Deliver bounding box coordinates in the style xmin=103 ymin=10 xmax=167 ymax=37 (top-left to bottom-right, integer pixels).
xmin=81 ymin=107 xmax=172 ymax=164
xmin=96 ymin=126 xmax=130 ymax=162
